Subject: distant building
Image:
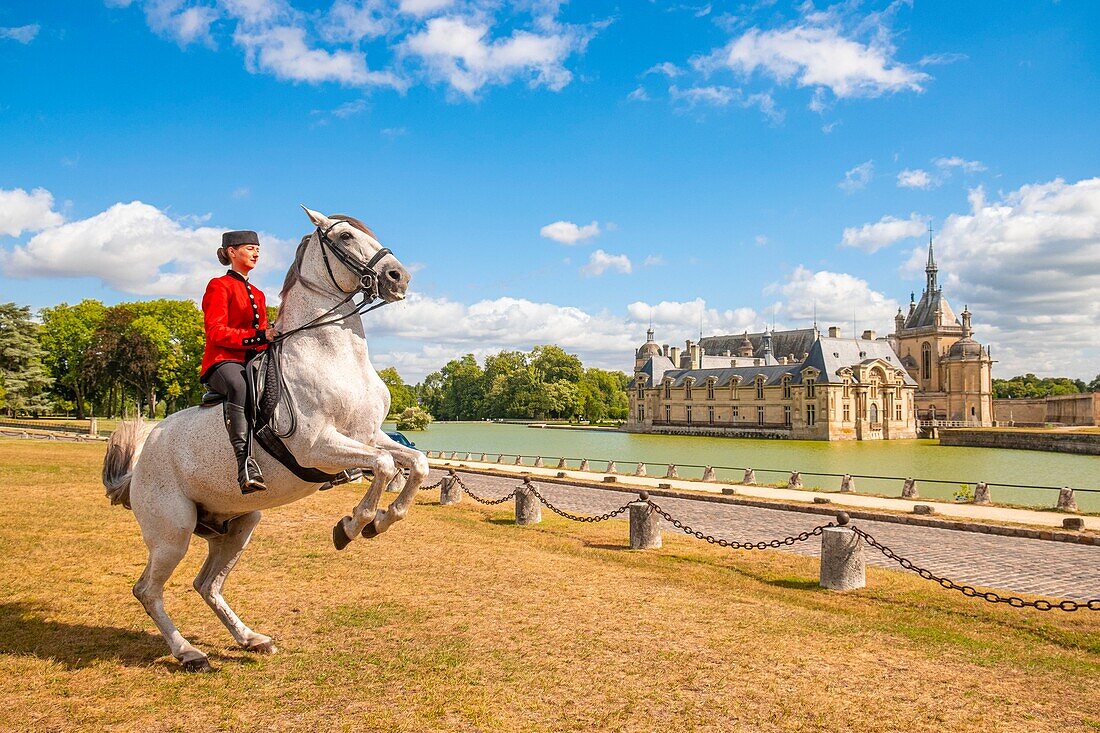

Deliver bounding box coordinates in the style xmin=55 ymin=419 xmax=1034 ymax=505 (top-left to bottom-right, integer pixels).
xmin=628 ymin=326 xmax=918 ymax=441
xmin=887 ymin=237 xmax=995 ymax=426
xmin=626 ymin=237 xmax=994 ymax=441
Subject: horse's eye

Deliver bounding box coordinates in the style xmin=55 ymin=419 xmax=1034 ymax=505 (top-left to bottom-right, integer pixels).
xmin=340 ymin=232 xmax=353 ymax=241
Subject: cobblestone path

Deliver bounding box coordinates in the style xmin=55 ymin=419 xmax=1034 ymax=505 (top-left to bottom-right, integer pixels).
xmin=426 ymin=469 xmax=1100 ymax=602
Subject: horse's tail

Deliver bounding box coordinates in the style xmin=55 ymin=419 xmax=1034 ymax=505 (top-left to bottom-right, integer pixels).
xmin=102 ymin=419 xmax=154 ymax=510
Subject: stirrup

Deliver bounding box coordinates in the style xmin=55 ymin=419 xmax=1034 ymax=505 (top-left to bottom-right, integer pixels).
xmin=239 ymin=458 xmax=268 ymax=494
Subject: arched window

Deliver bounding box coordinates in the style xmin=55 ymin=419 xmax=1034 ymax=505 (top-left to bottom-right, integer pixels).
xmin=869 ymin=403 xmax=879 ymax=423
xmin=921 ymin=342 xmax=932 ymax=381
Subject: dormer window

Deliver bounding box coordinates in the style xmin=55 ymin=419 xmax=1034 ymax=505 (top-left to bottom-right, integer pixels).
xmin=707 ymin=381 xmax=715 ymax=400
xmin=782 ymin=376 xmax=792 ymax=400
xmin=805 ymin=377 xmax=816 ymax=399
xmin=663 ymin=381 xmax=671 ymax=399
xmin=755 ymin=377 xmax=765 ymax=400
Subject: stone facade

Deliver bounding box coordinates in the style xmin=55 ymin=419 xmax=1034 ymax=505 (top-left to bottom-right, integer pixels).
xmin=887 ymin=238 xmax=995 ymax=425
xmin=627 ymin=327 xmax=918 ymax=441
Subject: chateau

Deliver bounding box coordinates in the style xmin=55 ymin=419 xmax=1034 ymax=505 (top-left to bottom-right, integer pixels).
xmin=627 ymin=239 xmax=995 ymax=441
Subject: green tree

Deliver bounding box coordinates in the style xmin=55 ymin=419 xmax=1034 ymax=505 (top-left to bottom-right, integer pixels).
xmin=38 ymin=299 xmax=107 ymax=418
xmin=530 ymin=345 xmax=583 ymax=384
xmin=378 ymin=367 xmax=416 ymax=415
xmin=396 ymin=406 xmax=432 ymax=431
xmin=0 ymin=303 xmax=54 ymax=416
xmin=993 ymin=374 xmax=1083 ymax=399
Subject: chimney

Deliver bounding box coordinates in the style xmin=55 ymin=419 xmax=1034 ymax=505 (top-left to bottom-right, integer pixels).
xmin=689 ymin=343 xmax=700 ymax=368
xmin=828 ymin=326 xmax=841 ymax=338
xmin=661 ymin=344 xmax=669 ymax=357
xmin=862 ymin=330 xmax=876 ymax=341
xmin=669 ymin=346 xmax=680 ymax=365
xmin=778 ymin=356 xmax=788 ymax=365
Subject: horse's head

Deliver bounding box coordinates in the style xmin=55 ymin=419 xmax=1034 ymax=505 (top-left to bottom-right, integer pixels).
xmin=298 ymin=206 xmax=410 ymax=303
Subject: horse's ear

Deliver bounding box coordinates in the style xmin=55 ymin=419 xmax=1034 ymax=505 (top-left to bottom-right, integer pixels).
xmin=301 ymin=205 xmax=330 ymax=229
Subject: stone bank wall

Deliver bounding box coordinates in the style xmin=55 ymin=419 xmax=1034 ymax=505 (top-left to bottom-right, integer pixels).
xmin=940 ymin=429 xmax=1100 ymax=455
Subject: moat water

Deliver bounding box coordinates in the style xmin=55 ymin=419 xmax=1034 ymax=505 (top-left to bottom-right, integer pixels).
xmin=385 ymin=421 xmax=1100 ymax=512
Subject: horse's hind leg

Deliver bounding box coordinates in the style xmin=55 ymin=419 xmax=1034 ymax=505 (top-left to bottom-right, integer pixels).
xmin=193 ymin=511 xmax=276 ymax=654
xmin=132 ymin=499 xmax=211 ymax=671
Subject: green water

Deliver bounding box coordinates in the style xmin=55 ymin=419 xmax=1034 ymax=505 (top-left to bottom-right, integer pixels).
xmin=390 ymin=421 xmax=1100 ymax=512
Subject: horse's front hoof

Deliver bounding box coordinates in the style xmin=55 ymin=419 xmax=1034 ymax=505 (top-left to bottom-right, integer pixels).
xmin=332 ymin=516 xmax=353 ymax=550
xmin=361 ymin=520 xmax=381 ymax=539
xmin=245 ymin=639 xmax=277 ymax=655
xmin=181 ymin=656 xmax=213 ymax=673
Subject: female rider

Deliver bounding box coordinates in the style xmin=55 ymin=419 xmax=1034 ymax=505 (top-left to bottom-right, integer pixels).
xmin=200 ymin=230 xmax=277 ymax=494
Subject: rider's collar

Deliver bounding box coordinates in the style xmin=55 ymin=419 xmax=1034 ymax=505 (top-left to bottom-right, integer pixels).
xmin=226 ymin=269 xmax=250 ymax=282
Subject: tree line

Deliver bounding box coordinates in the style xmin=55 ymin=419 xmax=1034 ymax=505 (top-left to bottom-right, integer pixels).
xmin=0 ymin=300 xmax=630 ymax=423
xmin=992 ymin=373 xmax=1100 ymax=399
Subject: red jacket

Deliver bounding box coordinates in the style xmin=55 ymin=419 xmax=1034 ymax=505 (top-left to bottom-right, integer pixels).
xmin=200 ymin=270 xmax=269 ymax=380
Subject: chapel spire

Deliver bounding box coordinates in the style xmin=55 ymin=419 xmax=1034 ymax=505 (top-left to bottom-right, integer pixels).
xmin=925 ymin=223 xmax=938 ymax=294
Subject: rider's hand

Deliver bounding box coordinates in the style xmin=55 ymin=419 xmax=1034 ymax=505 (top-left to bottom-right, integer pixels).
xmin=264 ymin=328 xmax=279 ymax=341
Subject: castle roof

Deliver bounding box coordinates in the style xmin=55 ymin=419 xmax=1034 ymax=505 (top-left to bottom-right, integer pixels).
xmin=699 ymin=327 xmax=817 ymax=363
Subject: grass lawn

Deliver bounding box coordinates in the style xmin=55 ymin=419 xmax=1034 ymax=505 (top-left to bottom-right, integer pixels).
xmin=0 ymin=438 xmax=1098 ymax=732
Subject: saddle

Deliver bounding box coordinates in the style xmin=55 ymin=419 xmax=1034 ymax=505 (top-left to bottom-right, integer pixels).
xmin=200 ymin=354 xmax=360 ymax=488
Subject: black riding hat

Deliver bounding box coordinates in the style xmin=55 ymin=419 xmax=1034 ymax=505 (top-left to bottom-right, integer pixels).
xmin=222 ymin=230 xmax=260 ymax=247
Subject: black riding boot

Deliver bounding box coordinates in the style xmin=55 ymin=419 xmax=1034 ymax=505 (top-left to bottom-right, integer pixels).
xmin=223 ymin=402 xmax=267 ymax=494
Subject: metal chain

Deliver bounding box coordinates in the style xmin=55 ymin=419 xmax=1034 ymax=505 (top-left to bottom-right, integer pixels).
xmin=451 ymin=474 xmax=518 ymax=505
xmin=521 ymin=483 xmax=633 ymax=523
xmin=851 ymin=526 xmax=1100 ymax=612
xmin=418 ymin=477 xmax=445 ymax=491
xmin=648 ymin=501 xmax=827 ymax=549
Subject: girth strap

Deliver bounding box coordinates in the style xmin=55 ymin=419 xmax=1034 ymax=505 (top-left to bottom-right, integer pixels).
xmin=253 ymin=424 xmax=343 ymax=483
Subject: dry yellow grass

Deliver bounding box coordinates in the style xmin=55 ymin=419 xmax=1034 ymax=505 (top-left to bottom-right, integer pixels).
xmin=0 ymin=438 xmax=1098 ymax=733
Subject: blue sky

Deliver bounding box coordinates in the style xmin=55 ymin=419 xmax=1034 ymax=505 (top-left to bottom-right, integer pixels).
xmin=1 ymin=0 xmax=1098 ymax=380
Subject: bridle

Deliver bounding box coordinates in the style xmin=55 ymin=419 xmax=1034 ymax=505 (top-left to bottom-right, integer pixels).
xmin=272 ymin=220 xmax=398 ymax=344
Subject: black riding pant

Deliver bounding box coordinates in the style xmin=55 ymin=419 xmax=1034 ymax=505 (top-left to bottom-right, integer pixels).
xmin=205 ymin=361 xmax=248 ymax=406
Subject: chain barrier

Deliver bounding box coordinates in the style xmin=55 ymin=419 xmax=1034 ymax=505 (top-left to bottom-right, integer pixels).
xmin=647 ymin=500 xmax=827 ymax=549
xmin=521 ymin=482 xmax=633 ymax=523
xmin=851 ymin=526 xmax=1100 ymax=612
xmin=451 ymin=473 xmax=518 ymax=505
xmin=418 ymin=477 xmax=445 ymax=491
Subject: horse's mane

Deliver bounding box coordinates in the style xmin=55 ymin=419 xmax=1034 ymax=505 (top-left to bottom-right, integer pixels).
xmin=279 ymin=214 xmax=379 ymax=302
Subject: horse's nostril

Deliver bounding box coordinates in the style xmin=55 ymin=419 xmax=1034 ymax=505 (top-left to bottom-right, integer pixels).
xmin=386 ymin=269 xmax=402 ymax=282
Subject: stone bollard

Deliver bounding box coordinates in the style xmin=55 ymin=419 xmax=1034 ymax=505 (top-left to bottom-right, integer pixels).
xmin=496 ymin=454 xmax=505 ymax=464
xmin=1057 ymin=487 xmax=1079 ymax=513
xmin=534 ymin=456 xmax=544 ymax=468
xmin=607 ymin=461 xmax=617 ymax=474
xmin=580 ymin=459 xmax=590 ymax=471
xmin=973 ymin=482 xmax=991 ymax=505
xmin=629 ymin=493 xmax=661 ymax=550
xmin=386 ymin=471 xmax=406 ymax=494
xmin=557 ymin=457 xmax=568 ymax=469
xmin=666 ymin=464 xmax=678 ymax=479
xmin=515 ymin=455 xmax=524 ymax=466
xmin=515 ymin=480 xmax=541 ymax=525
xmin=439 ymin=472 xmax=462 ymax=506
xmin=479 ymin=453 xmax=487 ymax=462
xmin=89 ymin=417 xmax=98 ymax=438
xmin=464 ymin=452 xmax=473 ymax=461
xmin=819 ymin=516 xmax=865 ymax=591
xmin=743 ymin=468 xmax=756 ymax=485
xmin=902 ymin=477 xmax=918 ymax=499
xmin=634 ymin=462 xmax=647 ymax=477
xmin=840 ymin=474 xmax=855 ymax=493
xmin=788 ymin=472 xmax=803 ymax=490
xmin=702 ymin=466 xmax=716 ymax=482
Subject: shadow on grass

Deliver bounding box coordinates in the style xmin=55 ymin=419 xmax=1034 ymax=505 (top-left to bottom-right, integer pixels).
xmin=0 ymin=601 xmax=171 ymax=670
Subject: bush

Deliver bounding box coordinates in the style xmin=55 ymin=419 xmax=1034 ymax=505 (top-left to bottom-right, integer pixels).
xmin=396 ymin=406 xmax=432 ymax=431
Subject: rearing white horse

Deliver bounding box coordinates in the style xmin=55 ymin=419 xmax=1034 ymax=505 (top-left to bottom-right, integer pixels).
xmin=102 ymin=207 xmax=429 ymax=672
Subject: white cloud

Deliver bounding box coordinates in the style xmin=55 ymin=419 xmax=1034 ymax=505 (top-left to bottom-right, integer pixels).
xmin=770 ymin=266 xmax=900 ymax=331
xmin=581 ymin=249 xmax=631 ymax=277
xmin=0 ymin=188 xmax=64 ymax=237
xmin=237 ymin=24 xmax=401 ymax=87
xmin=402 ymin=15 xmax=583 ymax=97
xmin=897 ymin=168 xmax=935 ymax=190
xmin=669 ymin=84 xmax=737 ymax=107
xmin=841 ymin=213 xmax=926 ymax=253
xmin=398 ymin=0 xmax=454 ymax=16
xmin=1 ymin=194 xmax=292 ymax=298
xmin=934 ymin=156 xmax=986 ymax=173
xmin=141 ymin=0 xmax=219 ymax=47
xmin=539 ymin=220 xmax=600 ymax=244
xmin=626 ymin=298 xmax=756 ymax=335
xmin=627 ymin=85 xmax=650 ymax=102
xmin=918 ymin=52 xmax=967 ymax=67
xmin=642 ymin=254 xmax=665 ymax=267
xmin=0 ymin=24 xmax=40 ymax=44
xmin=645 ymin=61 xmax=682 ymax=77
xmin=900 ymin=177 xmax=1100 ymax=377
xmin=838 ymin=160 xmax=873 ymax=192
xmin=699 ymin=22 xmax=927 ymax=101
xmin=323 ymin=0 xmax=390 ymax=44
